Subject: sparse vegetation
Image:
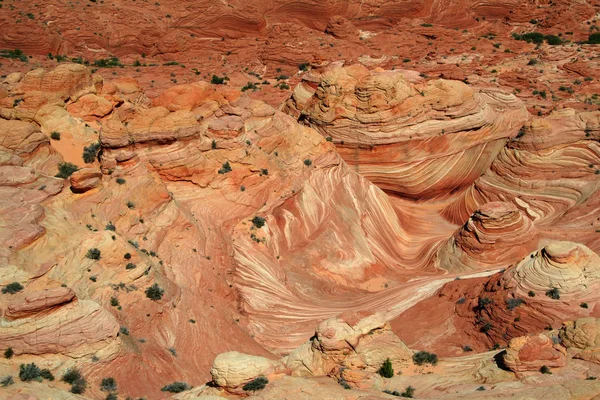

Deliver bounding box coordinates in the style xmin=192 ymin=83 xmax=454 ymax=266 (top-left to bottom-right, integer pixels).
xmin=412 ymin=351 xmax=438 ymax=366
xmin=110 ymin=297 xmax=119 ymax=307
xmin=242 ymin=376 xmax=268 ymax=391
xmin=378 ymin=358 xmax=394 ymax=378
xmin=86 ymin=248 xmax=101 ymax=260
xmin=540 ymin=365 xmax=552 ymax=374
xmin=145 ymin=283 xmax=164 ymax=301
xmin=252 ymin=216 xmax=266 ymax=228
xmin=0 ymin=49 xmax=28 ymax=62
xmin=19 ymin=363 xmax=50 ymax=382
xmin=55 ymin=162 xmax=79 ymax=179
xmin=211 ymin=75 xmax=228 ymax=85
xmin=161 ymin=381 xmax=191 ymax=393
xmin=303 ymin=159 xmax=312 ymax=166
xmin=506 ymin=298 xmax=524 ymax=311
xmin=478 ymin=297 xmax=493 ymax=309
xmin=528 ymin=291 xmax=536 ymax=297
xmin=2 ymin=282 xmax=23 ymax=295
xmin=218 ymin=161 xmax=232 ymax=174
xmin=546 ymin=288 xmax=560 ymax=300
xmin=116 ymin=178 xmax=126 ymax=185
xmin=580 ymin=302 xmax=589 ymax=309
xmin=384 ymin=386 xmax=415 ymax=398
xmin=588 ymin=32 xmax=600 ymax=44
xmin=0 ymin=376 xmax=14 ymax=387
xmin=82 ymin=142 xmax=101 ymax=163
xmin=100 ymin=377 xmax=117 ymax=392
xmin=105 ymin=223 xmax=116 ymax=231
xmin=125 ymin=263 xmax=136 ymax=270
xmin=93 ymin=57 xmax=122 ymax=68
xmin=481 ymin=322 xmax=493 ymax=333
xmin=4 ymin=347 xmax=14 ymax=358
xmin=50 ymin=131 xmax=61 ymax=140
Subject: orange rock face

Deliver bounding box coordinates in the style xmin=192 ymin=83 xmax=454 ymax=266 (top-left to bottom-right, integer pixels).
xmin=0 ymin=1 xmax=599 ymax=394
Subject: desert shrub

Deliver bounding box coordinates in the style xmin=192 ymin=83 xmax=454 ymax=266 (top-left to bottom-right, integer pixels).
xmin=125 ymin=263 xmax=136 ymax=270
xmin=105 ymin=394 xmax=118 ymax=400
xmin=462 ymin=345 xmax=473 ymax=352
xmin=412 ymin=351 xmax=438 ymax=366
xmin=55 ymin=162 xmax=79 ymax=178
xmin=116 ymin=178 xmax=126 ymax=184
xmin=252 ymin=216 xmax=266 ymax=228
xmin=512 ymin=32 xmax=545 ymax=44
xmin=0 ymin=376 xmax=14 ymax=387
xmin=40 ymin=369 xmax=54 ymax=381
xmin=126 ymin=201 xmax=135 ymax=209
xmin=378 ymin=358 xmax=394 ymax=378
xmin=545 ymin=35 xmax=562 ymax=45
xmin=587 ymin=32 xmax=600 ymax=44
xmin=527 ymin=58 xmax=538 ymax=66
xmin=100 ymin=377 xmax=117 ymax=392
xmin=218 ymin=161 xmax=232 ymax=174
xmin=241 ymin=82 xmax=259 ymax=92
xmin=581 ymin=302 xmax=589 ymax=309
xmin=70 ymin=378 xmax=87 ymax=394
xmin=93 ymin=57 xmax=122 ymax=68
xmin=546 ymin=288 xmax=560 ymax=300
xmin=243 ymin=376 xmax=268 ymax=391
xmin=401 ymin=386 xmax=415 ymax=398
xmin=161 ymin=381 xmax=191 ymax=393
xmin=0 ymin=49 xmax=28 ymax=61
xmin=50 ymin=131 xmax=61 ymax=140
xmin=506 ymin=298 xmax=524 ymax=310
xmin=481 ymin=322 xmax=493 ymax=333
xmin=62 ymin=368 xmax=82 ymax=384
xmin=4 ymin=347 xmax=14 ymax=358
xmin=211 ymin=75 xmax=227 ymax=84
xmin=19 ymin=363 xmax=42 ymax=381
xmin=82 ymin=142 xmax=101 ymax=163
xmin=2 ymin=283 xmax=23 ymax=295
xmin=145 ymin=283 xmax=164 ymax=301
xmin=119 ymin=326 xmax=129 ymax=335
xmin=528 ymin=291 xmax=536 ymax=297
xmin=86 ymin=248 xmax=101 ymax=260
xmin=298 ymin=62 xmax=309 ymax=71
xmin=540 ymin=365 xmax=552 ymax=374
xmin=105 ymin=223 xmax=116 ymax=231
xmin=110 ymin=297 xmax=119 ymax=307
xmin=478 ymin=297 xmax=494 ymax=309
xmin=124 ymin=253 xmax=131 ymax=259
xmin=303 ymin=159 xmax=312 ymax=166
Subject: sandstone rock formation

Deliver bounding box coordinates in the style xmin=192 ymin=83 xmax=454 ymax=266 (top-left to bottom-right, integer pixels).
xmin=436 ymin=201 xmax=538 ymax=273
xmin=284 ymin=64 xmax=529 ymax=199
xmin=503 ymin=333 xmax=567 ymax=375
xmin=210 ymin=352 xmax=284 ymax=389
xmin=560 ymin=318 xmax=600 ymax=364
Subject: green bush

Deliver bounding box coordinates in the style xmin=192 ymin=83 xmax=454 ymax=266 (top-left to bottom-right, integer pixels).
xmin=100 ymin=377 xmax=117 ymax=392
xmin=55 ymin=162 xmax=79 ymax=179
xmin=62 ymin=368 xmax=82 ymax=384
xmin=125 ymin=263 xmax=136 ymax=270
xmin=161 ymin=381 xmax=191 ymax=393
xmin=4 ymin=347 xmax=14 ymax=358
xmin=588 ymin=32 xmax=600 ymax=44
xmin=303 ymin=159 xmax=312 ymax=166
xmin=478 ymin=297 xmax=493 ymax=309
xmin=540 ymin=365 xmax=552 ymax=374
xmin=581 ymin=302 xmax=589 ymax=309
xmin=86 ymin=248 xmax=101 ymax=260
xmin=2 ymin=282 xmax=23 ymax=295
xmin=93 ymin=57 xmax=122 ymax=68
xmin=412 ymin=351 xmax=438 ymax=366
xmin=506 ymin=298 xmax=524 ymax=310
xmin=0 ymin=49 xmax=28 ymax=62
xmin=116 ymin=178 xmax=126 ymax=185
xmin=0 ymin=376 xmax=14 ymax=387
xmin=105 ymin=223 xmax=116 ymax=231
xmin=218 ymin=161 xmax=232 ymax=174
xmin=70 ymin=378 xmax=87 ymax=394
xmin=211 ymin=75 xmax=228 ymax=85
xmin=546 ymin=288 xmax=560 ymax=300
xmin=50 ymin=131 xmax=61 ymax=140
xmin=145 ymin=283 xmax=164 ymax=301
xmin=481 ymin=322 xmax=493 ymax=333
xmin=545 ymin=35 xmax=561 ymax=45
xmin=252 ymin=216 xmax=266 ymax=228
xmin=40 ymin=369 xmax=54 ymax=381
xmin=378 ymin=358 xmax=394 ymax=378
xmin=242 ymin=376 xmax=268 ymax=391
xmin=110 ymin=297 xmax=119 ymax=307
xmin=82 ymin=142 xmax=101 ymax=163
xmin=19 ymin=363 xmax=42 ymax=381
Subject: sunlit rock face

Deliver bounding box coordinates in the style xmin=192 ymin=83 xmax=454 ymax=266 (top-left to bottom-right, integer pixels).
xmin=284 ymin=64 xmax=529 ymax=200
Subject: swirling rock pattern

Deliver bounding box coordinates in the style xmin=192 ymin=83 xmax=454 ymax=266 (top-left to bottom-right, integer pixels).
xmin=436 ymin=201 xmax=538 ymax=273
xmin=284 ymin=64 xmax=529 ymax=199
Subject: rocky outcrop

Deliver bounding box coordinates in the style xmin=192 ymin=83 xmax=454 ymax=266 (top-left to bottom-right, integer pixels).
xmin=4 ymin=287 xmax=76 ymax=319
xmin=503 ymin=334 xmax=566 ymax=375
xmin=284 ymin=64 xmax=529 ymax=199
xmin=210 ymin=352 xmax=284 ymax=389
xmin=436 ymin=201 xmax=538 ymax=273
xmin=69 ymin=168 xmax=102 ymax=192
xmin=286 ymin=313 xmax=412 ymax=382
xmin=560 ymin=318 xmax=600 ymax=364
